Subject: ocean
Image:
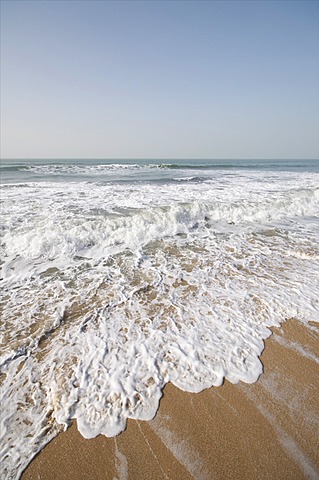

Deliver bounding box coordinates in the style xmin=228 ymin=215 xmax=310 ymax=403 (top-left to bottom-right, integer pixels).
xmin=1 ymin=158 xmax=319 ymax=479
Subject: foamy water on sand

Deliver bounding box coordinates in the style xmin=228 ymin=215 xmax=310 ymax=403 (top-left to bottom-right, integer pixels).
xmin=1 ymin=159 xmax=318 ymax=479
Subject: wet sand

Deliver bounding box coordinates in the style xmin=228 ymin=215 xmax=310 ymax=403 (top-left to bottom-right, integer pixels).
xmin=22 ymin=319 xmax=319 ymax=480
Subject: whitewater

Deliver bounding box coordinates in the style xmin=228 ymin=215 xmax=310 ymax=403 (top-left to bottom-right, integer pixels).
xmin=1 ymin=159 xmax=318 ymax=479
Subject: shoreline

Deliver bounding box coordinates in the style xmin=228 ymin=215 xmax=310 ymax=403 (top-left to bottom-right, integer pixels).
xmin=21 ymin=319 xmax=319 ymax=480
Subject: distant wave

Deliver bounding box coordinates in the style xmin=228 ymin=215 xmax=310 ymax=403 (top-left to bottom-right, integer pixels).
xmin=2 ymin=163 xmax=219 ymax=176
xmin=154 ymin=163 xmax=240 ymax=169
xmin=1 ymin=159 xmax=318 ymax=178
xmin=1 ymin=162 xmax=274 ymax=175
xmin=0 ymin=164 xmax=27 ymax=172
xmin=21 ymin=164 xmax=143 ymax=174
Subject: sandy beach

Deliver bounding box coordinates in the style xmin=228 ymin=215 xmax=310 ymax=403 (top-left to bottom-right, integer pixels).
xmin=21 ymin=319 xmax=319 ymax=480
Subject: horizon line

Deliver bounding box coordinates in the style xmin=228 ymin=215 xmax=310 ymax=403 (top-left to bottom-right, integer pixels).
xmin=2 ymin=157 xmax=319 ymax=161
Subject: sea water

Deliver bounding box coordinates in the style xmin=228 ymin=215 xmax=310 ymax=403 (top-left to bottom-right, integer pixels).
xmin=1 ymin=159 xmax=318 ymax=479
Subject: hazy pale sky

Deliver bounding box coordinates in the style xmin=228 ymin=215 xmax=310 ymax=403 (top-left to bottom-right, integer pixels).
xmin=1 ymin=0 xmax=319 ymax=159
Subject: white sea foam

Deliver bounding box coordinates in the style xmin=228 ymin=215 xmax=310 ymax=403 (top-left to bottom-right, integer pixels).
xmin=23 ymin=163 xmax=142 ymax=174
xmin=0 ymin=166 xmax=319 ymax=479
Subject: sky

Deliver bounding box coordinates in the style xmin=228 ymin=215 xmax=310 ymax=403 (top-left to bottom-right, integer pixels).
xmin=1 ymin=0 xmax=319 ymax=159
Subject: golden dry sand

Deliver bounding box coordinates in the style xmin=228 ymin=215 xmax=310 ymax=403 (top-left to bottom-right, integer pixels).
xmin=22 ymin=319 xmax=319 ymax=480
